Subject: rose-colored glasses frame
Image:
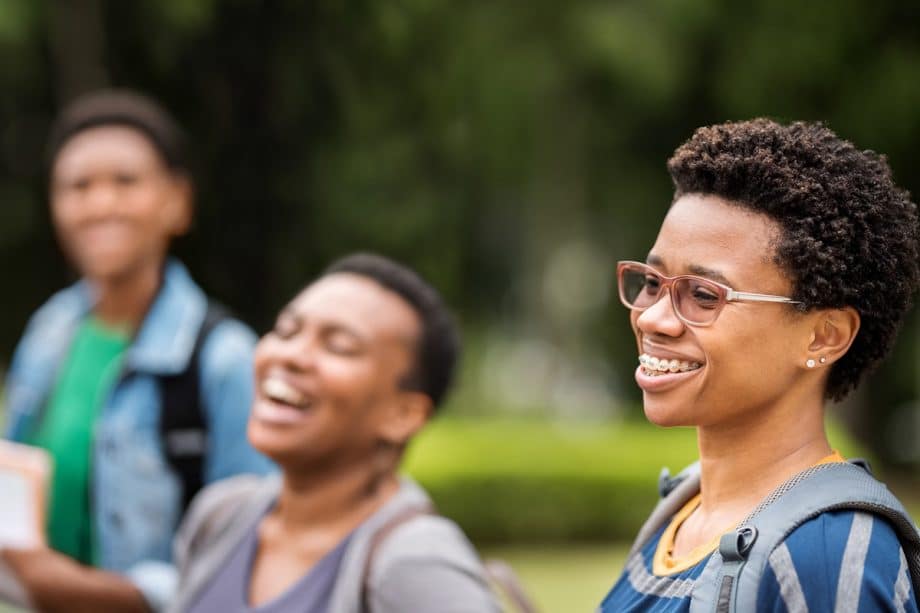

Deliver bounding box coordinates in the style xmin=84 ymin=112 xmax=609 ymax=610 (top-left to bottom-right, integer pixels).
xmin=616 ymin=260 xmax=802 ymax=327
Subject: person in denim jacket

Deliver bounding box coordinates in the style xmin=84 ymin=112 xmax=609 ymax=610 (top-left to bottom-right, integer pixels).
xmin=1 ymin=90 xmax=274 ymax=612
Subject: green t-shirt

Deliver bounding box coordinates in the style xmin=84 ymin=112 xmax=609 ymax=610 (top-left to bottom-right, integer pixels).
xmin=29 ymin=317 xmax=130 ymax=564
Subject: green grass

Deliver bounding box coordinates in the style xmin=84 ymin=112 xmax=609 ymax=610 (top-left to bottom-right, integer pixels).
xmin=482 ymin=542 xmax=628 ymax=613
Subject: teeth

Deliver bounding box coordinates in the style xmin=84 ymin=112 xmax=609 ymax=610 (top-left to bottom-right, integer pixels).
xmin=637 ymin=354 xmax=703 ymax=376
xmin=261 ymin=377 xmax=310 ymax=409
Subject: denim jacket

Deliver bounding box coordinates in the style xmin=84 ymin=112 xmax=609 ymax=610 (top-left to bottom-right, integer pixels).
xmin=2 ymin=259 xmax=275 ymax=610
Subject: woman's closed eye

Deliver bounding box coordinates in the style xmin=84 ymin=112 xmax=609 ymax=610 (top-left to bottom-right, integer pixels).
xmin=643 ymin=275 xmax=661 ymax=293
xmin=688 ymin=283 xmax=721 ymax=307
xmin=324 ymin=330 xmax=362 ymax=355
xmin=272 ymin=314 xmax=300 ymax=339
xmin=114 ymin=172 xmax=141 ymax=187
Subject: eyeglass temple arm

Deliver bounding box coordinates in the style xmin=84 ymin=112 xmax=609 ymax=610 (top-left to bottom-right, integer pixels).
xmin=728 ymin=290 xmax=801 ymax=304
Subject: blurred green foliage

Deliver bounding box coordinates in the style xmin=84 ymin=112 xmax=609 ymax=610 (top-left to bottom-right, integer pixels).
xmin=402 ymin=417 xmax=872 ymax=543
xmin=0 ymin=0 xmax=919 ymax=465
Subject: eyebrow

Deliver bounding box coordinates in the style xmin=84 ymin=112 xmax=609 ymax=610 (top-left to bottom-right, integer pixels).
xmin=646 ymin=254 xmax=736 ymax=287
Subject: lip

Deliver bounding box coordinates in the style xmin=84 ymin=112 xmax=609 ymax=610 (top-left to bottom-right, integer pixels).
xmin=634 ymin=364 xmax=703 ymax=393
xmin=251 ymin=372 xmax=319 ymax=425
xmin=635 ymin=343 xmax=705 ymax=393
xmin=641 ymin=343 xmax=702 ymax=364
xmin=74 ymin=221 xmax=134 ymax=246
xmin=251 ymin=397 xmax=314 ymax=425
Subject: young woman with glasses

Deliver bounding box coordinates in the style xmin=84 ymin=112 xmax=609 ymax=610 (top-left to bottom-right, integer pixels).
xmin=600 ymin=119 xmax=919 ymax=612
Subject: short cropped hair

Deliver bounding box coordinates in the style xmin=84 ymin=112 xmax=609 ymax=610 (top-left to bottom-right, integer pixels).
xmin=324 ymin=253 xmax=461 ymax=409
xmin=47 ymin=89 xmax=190 ymax=175
xmin=668 ymin=119 xmax=920 ymax=401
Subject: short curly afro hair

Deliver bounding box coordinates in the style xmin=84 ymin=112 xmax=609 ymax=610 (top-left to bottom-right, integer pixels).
xmin=668 ymin=118 xmax=920 ymax=401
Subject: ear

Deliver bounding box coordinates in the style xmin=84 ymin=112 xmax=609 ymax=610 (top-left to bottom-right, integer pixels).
xmin=803 ymin=306 xmax=860 ymax=369
xmin=164 ymin=174 xmax=193 ymax=237
xmin=378 ymin=391 xmax=432 ymax=446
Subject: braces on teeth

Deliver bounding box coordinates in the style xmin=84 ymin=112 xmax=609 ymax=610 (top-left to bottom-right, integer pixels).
xmin=639 ymin=354 xmax=701 ymax=375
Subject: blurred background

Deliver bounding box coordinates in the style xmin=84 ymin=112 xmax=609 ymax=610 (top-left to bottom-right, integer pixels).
xmin=1 ymin=0 xmax=919 ymax=609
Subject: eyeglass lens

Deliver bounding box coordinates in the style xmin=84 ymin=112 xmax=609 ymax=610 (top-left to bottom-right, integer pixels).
xmin=620 ymin=266 xmax=723 ymax=325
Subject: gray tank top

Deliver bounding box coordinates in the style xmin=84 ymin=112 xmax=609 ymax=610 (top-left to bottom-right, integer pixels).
xmin=187 ymin=518 xmax=351 ymax=613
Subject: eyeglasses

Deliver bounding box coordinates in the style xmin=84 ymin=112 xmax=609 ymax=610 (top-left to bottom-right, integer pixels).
xmin=616 ymin=261 xmax=801 ymax=327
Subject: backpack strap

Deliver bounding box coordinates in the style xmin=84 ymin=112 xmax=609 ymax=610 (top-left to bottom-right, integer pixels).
xmin=689 ymin=460 xmax=920 ymax=613
xmin=483 ymin=559 xmax=538 ymax=613
xmin=159 ymin=302 xmax=230 ymax=512
xmin=360 ymin=504 xmax=435 ymax=612
xmin=358 ymin=504 xmax=535 ymax=613
xmin=629 ymin=462 xmax=702 ymax=557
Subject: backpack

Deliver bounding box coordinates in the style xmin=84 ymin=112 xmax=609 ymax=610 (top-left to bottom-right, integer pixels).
xmin=630 ymin=459 xmax=920 ymax=613
xmin=158 ymin=302 xmax=230 ymax=511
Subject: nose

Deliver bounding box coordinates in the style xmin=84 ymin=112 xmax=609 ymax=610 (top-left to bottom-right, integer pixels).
xmin=634 ymin=287 xmax=685 ymax=337
xmin=82 ymin=179 xmax=121 ymax=217
xmin=270 ymin=331 xmax=321 ymax=373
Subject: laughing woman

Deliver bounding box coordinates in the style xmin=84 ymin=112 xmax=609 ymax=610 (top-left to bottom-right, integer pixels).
xmin=166 ymin=254 xmax=499 ymax=613
xmin=600 ymin=120 xmax=920 ymax=612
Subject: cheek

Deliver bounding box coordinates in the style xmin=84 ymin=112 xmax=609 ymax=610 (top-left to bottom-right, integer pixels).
xmin=322 ymin=358 xmax=380 ymax=399
xmin=252 ymin=336 xmax=284 ymax=375
xmin=629 ymin=312 xmax=642 ymax=341
xmin=137 ymin=190 xmax=172 ymax=227
xmin=697 ymin=324 xmax=795 ymax=395
xmin=50 ymin=198 xmax=78 ymax=228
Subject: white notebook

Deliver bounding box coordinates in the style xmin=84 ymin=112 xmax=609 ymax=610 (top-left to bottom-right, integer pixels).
xmin=0 ymin=440 xmax=51 ymax=549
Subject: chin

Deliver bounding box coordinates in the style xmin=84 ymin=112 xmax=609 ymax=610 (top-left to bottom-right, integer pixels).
xmin=246 ymin=419 xmax=294 ymax=459
xmin=77 ymin=259 xmax=140 ymax=283
xmin=642 ymin=398 xmax=694 ymax=428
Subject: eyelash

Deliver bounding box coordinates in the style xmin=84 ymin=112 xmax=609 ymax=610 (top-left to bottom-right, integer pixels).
xmin=270 ymin=322 xmax=360 ymax=356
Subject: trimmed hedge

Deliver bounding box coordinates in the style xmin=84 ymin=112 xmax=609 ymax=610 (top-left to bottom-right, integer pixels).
xmin=417 ymin=473 xmax=655 ymax=542
xmin=403 ymin=417 xmax=866 ymax=544
xmin=402 ymin=418 xmax=698 ymax=544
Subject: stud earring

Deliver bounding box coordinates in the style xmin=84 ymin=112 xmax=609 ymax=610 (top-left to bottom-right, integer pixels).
xmin=806 ymin=359 xmax=816 ymax=368
xmin=819 ymin=356 xmax=827 ymax=364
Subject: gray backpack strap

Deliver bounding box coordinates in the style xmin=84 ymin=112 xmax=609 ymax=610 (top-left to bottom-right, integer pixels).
xmin=360 ymin=504 xmax=434 ymax=612
xmin=629 ymin=462 xmax=702 ymax=557
xmin=689 ymin=460 xmax=920 ymax=613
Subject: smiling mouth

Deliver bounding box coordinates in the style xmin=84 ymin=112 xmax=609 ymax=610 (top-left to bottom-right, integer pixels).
xmin=638 ymin=353 xmax=702 ymax=377
xmin=261 ymin=377 xmax=315 ymax=410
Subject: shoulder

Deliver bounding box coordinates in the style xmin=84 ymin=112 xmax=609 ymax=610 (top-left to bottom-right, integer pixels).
xmin=198 ymin=317 xmax=257 ymax=375
xmin=189 ymin=473 xmax=270 ymax=512
xmin=6 ymin=284 xmax=87 ymax=395
xmin=780 ymin=509 xmax=903 ymax=574
xmin=368 ymin=512 xmax=499 ymax=612
xmin=175 ymin=474 xmax=276 ymax=559
xmin=16 ymin=283 xmax=88 ymax=344
xmin=758 ymin=510 xmax=917 ymax=612
xmin=377 ymin=514 xmax=483 ymax=571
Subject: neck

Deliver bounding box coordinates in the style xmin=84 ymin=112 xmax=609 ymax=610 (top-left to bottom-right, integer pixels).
xmin=696 ymin=386 xmax=832 ymax=518
xmin=273 ymin=461 xmax=401 ymax=533
xmin=91 ymin=264 xmax=163 ymax=329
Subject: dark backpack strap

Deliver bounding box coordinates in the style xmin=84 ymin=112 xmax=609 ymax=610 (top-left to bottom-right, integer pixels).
xmin=159 ymin=302 xmax=230 ymax=512
xmin=688 ymin=460 xmax=920 ymax=613
xmin=360 ymin=504 xmax=435 ymax=612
